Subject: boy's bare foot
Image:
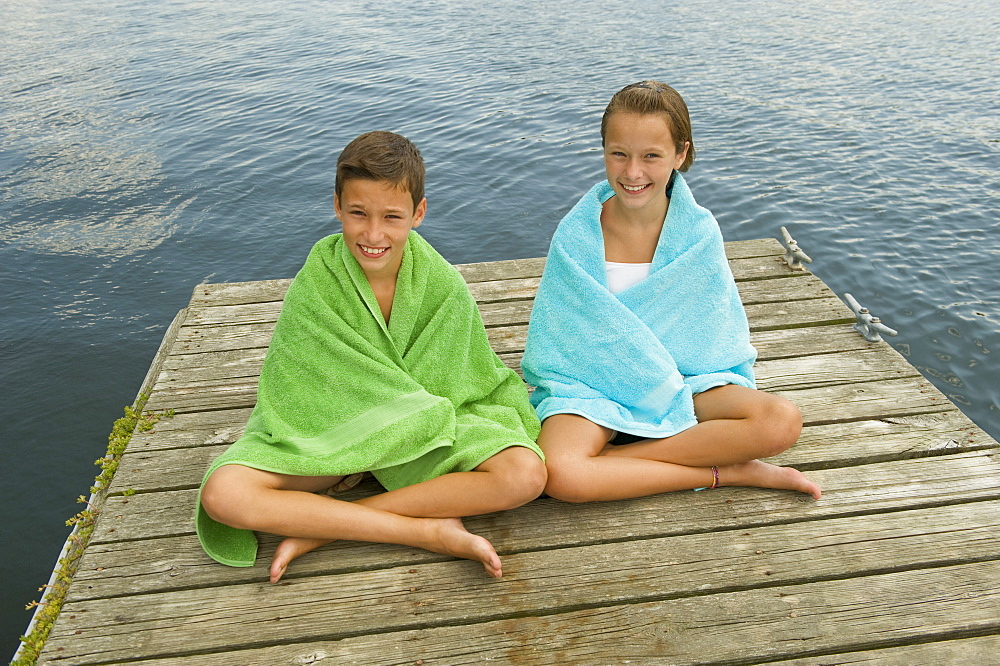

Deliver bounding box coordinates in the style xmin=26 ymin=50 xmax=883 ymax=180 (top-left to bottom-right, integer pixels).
xmin=722 ymin=460 xmax=822 ymax=499
xmin=270 ymin=536 xmax=333 ymax=583
xmin=268 ymin=517 xmax=502 ymax=583
xmin=420 ymin=517 xmax=503 ymax=578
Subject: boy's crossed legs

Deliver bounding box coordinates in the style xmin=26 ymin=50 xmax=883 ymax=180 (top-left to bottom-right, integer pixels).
xmin=200 ymin=446 xmax=546 ymax=582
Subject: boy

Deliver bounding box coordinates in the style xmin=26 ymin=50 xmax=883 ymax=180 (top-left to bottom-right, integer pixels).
xmin=197 ymin=131 xmax=546 ymax=582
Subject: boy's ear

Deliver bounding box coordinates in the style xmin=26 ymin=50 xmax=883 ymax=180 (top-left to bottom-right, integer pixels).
xmin=412 ymin=197 xmax=427 ymax=229
xmin=333 ymin=193 xmax=342 ymax=218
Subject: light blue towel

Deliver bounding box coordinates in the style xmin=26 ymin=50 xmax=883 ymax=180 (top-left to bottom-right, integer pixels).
xmin=521 ymin=176 xmax=756 ymax=438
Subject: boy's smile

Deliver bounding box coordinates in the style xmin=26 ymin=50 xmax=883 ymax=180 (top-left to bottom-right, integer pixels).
xmin=334 ymin=178 xmax=426 ymax=281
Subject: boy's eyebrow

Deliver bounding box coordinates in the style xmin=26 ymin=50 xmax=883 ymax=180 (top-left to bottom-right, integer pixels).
xmin=342 ymin=200 xmax=409 ymax=214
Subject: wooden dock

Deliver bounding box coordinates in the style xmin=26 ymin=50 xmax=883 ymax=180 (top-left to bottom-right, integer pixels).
xmin=34 ymin=237 xmax=1000 ymax=664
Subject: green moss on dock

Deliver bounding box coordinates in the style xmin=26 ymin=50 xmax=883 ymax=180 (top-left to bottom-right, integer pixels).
xmin=13 ymin=395 xmax=173 ymax=665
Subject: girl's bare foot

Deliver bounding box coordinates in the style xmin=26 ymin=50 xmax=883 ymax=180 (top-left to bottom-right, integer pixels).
xmin=420 ymin=518 xmax=503 ymax=578
xmin=721 ymin=460 xmax=822 ymax=499
xmin=270 ymin=536 xmax=333 ymax=583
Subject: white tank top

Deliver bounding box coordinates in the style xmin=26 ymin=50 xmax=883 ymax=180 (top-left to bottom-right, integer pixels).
xmin=606 ymin=261 xmax=651 ymax=294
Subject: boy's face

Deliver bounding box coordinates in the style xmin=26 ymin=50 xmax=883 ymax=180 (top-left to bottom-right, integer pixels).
xmin=334 ymin=178 xmax=426 ymax=281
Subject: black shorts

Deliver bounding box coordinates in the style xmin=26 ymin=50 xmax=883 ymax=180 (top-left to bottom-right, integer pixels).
xmin=609 ymin=431 xmax=649 ymax=446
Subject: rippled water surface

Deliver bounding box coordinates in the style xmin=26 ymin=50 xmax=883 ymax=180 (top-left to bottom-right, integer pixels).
xmin=2 ymin=0 xmax=997 ymax=651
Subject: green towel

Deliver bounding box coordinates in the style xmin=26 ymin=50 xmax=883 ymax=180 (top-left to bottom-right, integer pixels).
xmin=196 ymin=231 xmax=542 ymax=567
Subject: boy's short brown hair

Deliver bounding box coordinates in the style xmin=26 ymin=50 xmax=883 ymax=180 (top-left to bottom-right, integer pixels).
xmin=600 ymin=81 xmax=696 ymax=172
xmin=335 ymin=131 xmax=425 ymax=210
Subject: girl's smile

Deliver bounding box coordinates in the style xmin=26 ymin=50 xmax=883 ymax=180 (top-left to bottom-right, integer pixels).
xmin=603 ymin=112 xmax=689 ymax=220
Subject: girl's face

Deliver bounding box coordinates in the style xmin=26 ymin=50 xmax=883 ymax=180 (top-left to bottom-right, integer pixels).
xmin=603 ymin=112 xmax=689 ymax=214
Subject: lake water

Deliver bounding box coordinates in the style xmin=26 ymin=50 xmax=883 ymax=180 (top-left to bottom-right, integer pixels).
xmin=2 ymin=0 xmax=997 ymax=653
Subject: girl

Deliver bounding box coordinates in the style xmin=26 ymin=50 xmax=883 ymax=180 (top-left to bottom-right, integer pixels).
xmin=521 ymin=81 xmax=821 ymax=502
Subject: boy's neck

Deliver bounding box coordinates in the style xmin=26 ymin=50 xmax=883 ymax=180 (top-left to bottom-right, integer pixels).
xmin=365 ymin=271 xmax=398 ymax=325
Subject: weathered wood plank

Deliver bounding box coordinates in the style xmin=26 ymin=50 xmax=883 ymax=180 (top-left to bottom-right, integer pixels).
xmin=771 ymin=635 xmax=1000 ymax=664
xmin=297 ymin=561 xmax=998 ymax=666
xmin=42 ymin=535 xmax=1000 ymax=664
xmin=167 ymin=291 xmax=855 ymax=360
xmin=739 ymin=272 xmax=831 ymax=304
xmin=159 ymin=346 xmax=267 ymax=377
xmin=778 ymin=376 xmax=956 ymax=425
xmin=125 ymin=407 xmax=253 ymax=453
xmin=120 ymin=561 xmax=1000 ymax=665
xmin=749 ymin=325 xmax=878 ymax=361
xmin=730 ymin=253 xmax=813 ymax=281
xmin=770 ymin=410 xmax=993 ymax=468
xmin=754 ymin=347 xmax=919 ymax=392
xmin=121 ymin=633 xmax=1000 ymax=666
xmin=723 ymin=235 xmax=785 ymax=258
xmin=90 ymin=449 xmax=1000 ymax=550
xmin=187 ymin=278 xmax=291 ymax=308
xmin=453 ymin=256 xmax=546 ymax=283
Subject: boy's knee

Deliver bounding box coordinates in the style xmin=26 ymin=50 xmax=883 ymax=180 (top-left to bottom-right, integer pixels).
xmin=513 ymin=449 xmax=549 ymax=500
xmin=494 ymin=447 xmax=548 ymax=506
xmin=199 ymin=476 xmax=228 ymax=523
xmin=200 ymin=466 xmax=251 ymax=528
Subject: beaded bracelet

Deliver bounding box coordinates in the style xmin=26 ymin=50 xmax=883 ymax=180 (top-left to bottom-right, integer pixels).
xmin=709 ymin=466 xmax=719 ymax=489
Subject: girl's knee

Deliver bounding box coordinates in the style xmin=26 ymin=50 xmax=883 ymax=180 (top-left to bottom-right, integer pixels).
xmin=543 ymin=474 xmax=590 ymax=503
xmin=542 ymin=461 xmax=594 ymax=503
xmin=756 ymin=396 xmax=802 ymax=457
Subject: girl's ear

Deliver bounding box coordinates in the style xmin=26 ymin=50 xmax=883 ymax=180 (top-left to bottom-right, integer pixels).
xmin=675 ymin=141 xmax=691 ymax=169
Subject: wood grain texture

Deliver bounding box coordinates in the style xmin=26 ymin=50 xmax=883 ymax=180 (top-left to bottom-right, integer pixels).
xmin=42 ymin=504 xmax=1000 ymax=663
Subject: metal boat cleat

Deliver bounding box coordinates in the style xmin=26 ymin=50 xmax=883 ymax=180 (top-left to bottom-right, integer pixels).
xmin=844 ymin=293 xmax=898 ymax=342
xmin=779 ymin=226 xmax=813 ymax=271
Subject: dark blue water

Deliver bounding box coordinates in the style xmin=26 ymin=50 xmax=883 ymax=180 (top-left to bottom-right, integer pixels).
xmin=2 ymin=0 xmax=997 ymax=653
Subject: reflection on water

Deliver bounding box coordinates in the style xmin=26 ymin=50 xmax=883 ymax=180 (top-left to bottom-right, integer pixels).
xmin=1 ymin=3 xmax=185 ymax=258
xmin=1 ymin=0 xmax=998 ymax=653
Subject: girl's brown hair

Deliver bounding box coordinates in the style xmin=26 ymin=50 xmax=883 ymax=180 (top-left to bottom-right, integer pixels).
xmin=600 ymin=81 xmax=696 ymax=172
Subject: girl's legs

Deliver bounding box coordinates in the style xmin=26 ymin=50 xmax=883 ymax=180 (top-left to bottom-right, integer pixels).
xmin=602 ymin=385 xmax=802 ymax=466
xmin=540 ymin=388 xmax=821 ymax=503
